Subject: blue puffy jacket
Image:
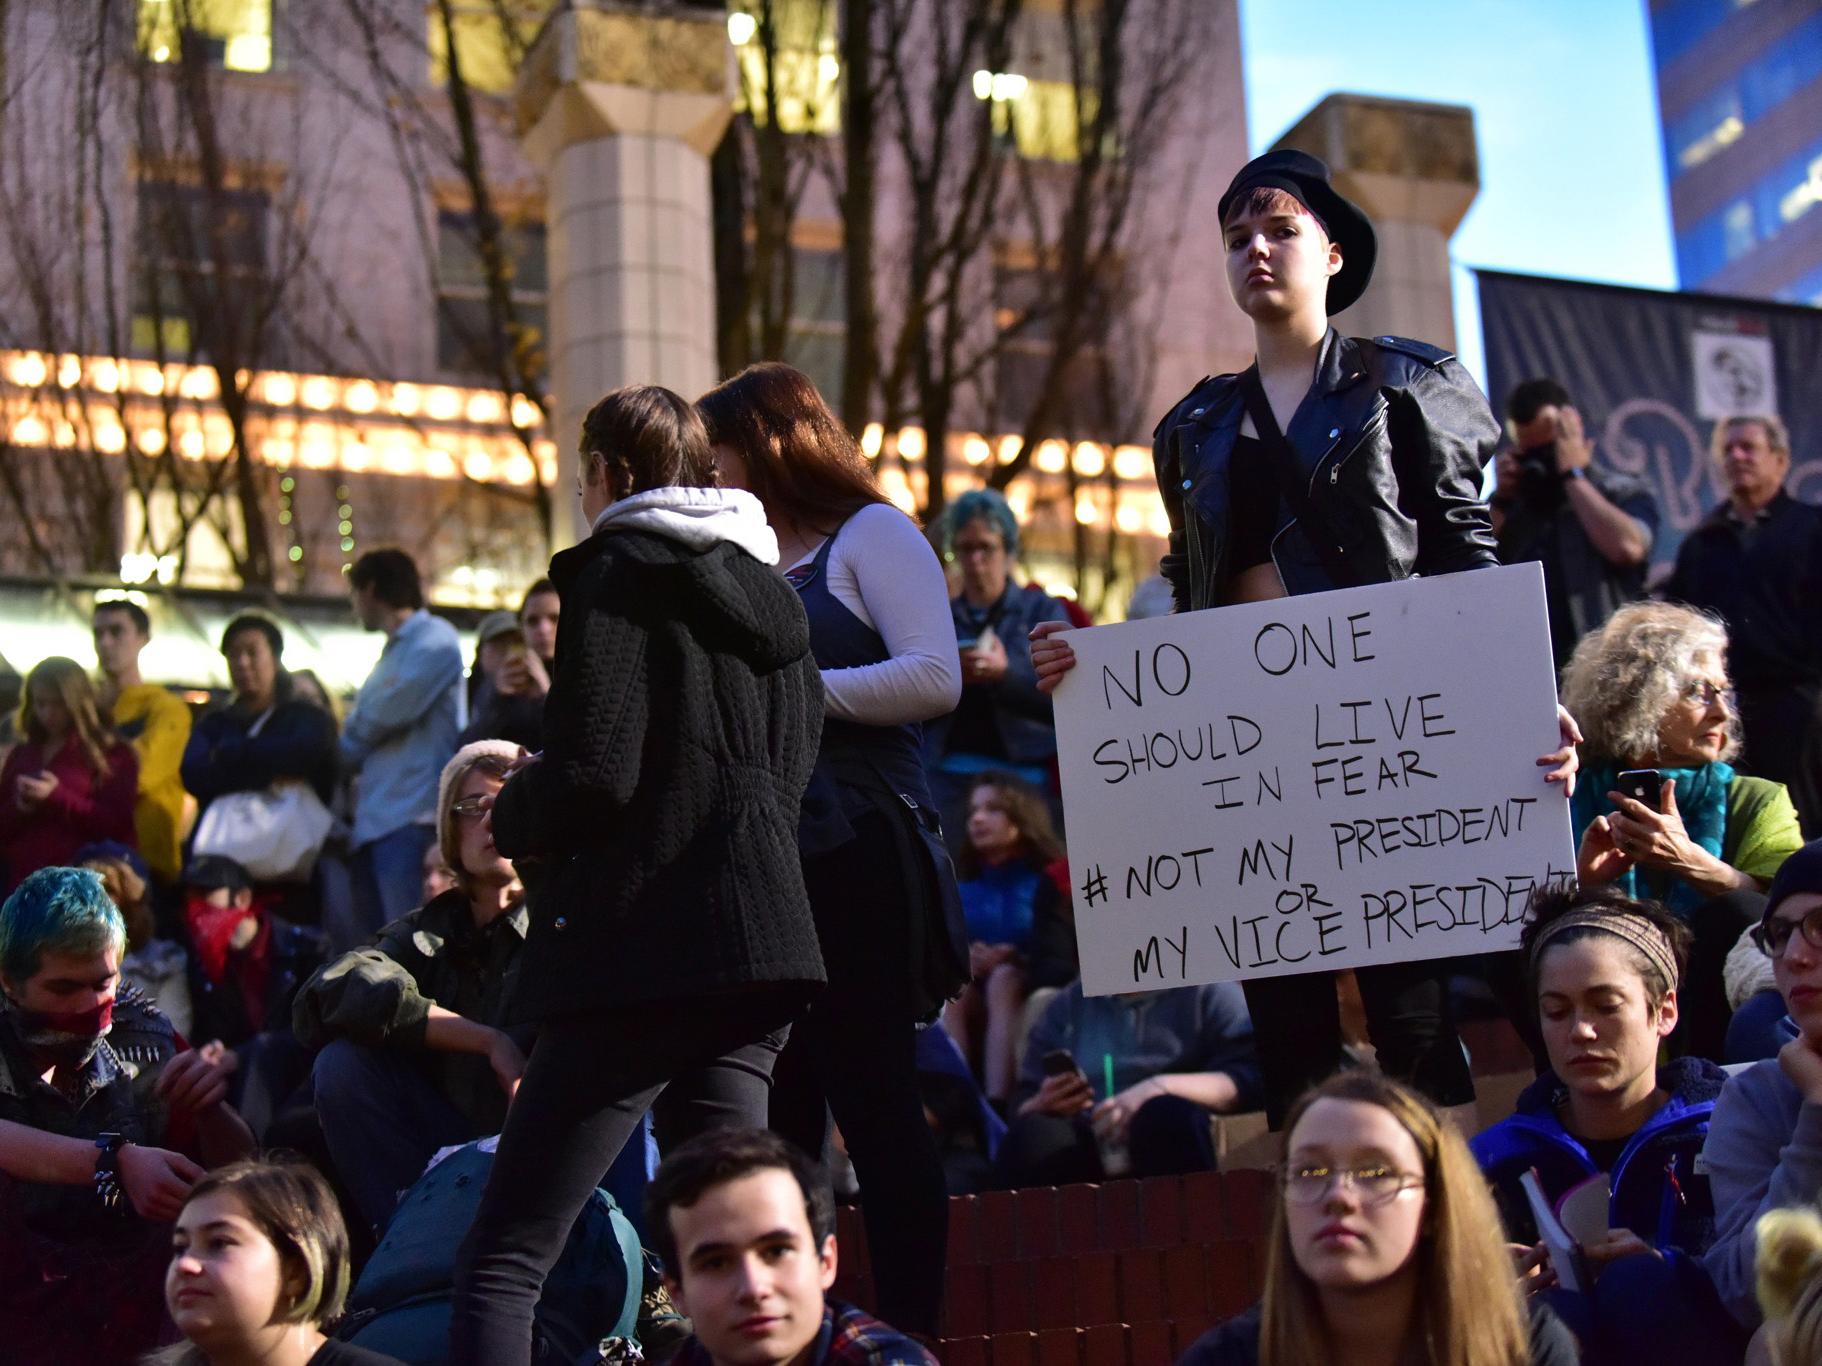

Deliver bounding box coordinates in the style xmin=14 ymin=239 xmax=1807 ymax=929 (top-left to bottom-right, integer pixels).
xmin=1471 ymin=1056 xmax=1725 ymax=1273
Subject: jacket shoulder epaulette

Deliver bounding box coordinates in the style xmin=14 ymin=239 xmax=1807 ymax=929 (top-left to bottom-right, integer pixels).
xmin=1360 ymin=334 xmax=1454 ymax=368
xmin=1152 ymin=373 xmax=1227 ymax=439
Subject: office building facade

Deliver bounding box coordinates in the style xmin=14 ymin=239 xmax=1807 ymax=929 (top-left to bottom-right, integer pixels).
xmin=1649 ymin=0 xmax=1822 ymax=302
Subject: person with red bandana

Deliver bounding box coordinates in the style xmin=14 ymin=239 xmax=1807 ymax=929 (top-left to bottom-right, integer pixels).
xmin=179 ymin=855 xmax=326 ymax=1139
xmin=0 ymin=865 xmax=253 ymax=1364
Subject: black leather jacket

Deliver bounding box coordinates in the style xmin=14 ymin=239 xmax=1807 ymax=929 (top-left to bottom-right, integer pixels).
xmin=1154 ymin=329 xmax=1500 ymax=610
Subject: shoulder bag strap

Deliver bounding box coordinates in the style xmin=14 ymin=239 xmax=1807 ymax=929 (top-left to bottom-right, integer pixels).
xmin=1237 ymin=367 xmax=1354 ymax=587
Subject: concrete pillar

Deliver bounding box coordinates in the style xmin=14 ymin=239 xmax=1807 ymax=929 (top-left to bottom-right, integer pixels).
xmin=515 ymin=3 xmax=732 ymax=547
xmin=1271 ymin=95 xmax=1479 ymax=350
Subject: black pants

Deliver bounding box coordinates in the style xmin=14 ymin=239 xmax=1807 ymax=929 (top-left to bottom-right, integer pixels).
xmin=1244 ymin=961 xmax=1474 ymax=1128
xmin=449 ymin=997 xmax=792 ymax=1366
xmin=995 ymin=1094 xmax=1216 ymax=1187
xmin=770 ymin=812 xmax=948 ymax=1337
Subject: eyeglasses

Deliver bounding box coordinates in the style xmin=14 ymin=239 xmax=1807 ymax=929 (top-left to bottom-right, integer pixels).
xmin=951 ymin=540 xmax=1005 ymax=560
xmin=1753 ymin=906 xmax=1822 ymax=958
xmin=1680 ymin=680 xmax=1735 ymax=710
xmin=451 ymin=795 xmax=494 ymax=821
xmin=1280 ymin=1164 xmax=1424 ymax=1207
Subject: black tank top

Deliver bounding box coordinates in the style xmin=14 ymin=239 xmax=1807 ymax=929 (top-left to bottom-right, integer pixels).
xmin=1227 ymin=432 xmax=1279 ymax=572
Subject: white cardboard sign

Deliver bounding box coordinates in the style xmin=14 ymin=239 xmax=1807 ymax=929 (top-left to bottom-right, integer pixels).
xmin=1052 ymin=564 xmax=1576 ymax=996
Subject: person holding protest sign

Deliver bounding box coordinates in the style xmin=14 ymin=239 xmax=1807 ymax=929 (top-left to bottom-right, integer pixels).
xmin=1471 ymin=884 xmax=1745 ymax=1365
xmin=1177 ymin=1069 xmax=1576 ymax=1365
xmin=1031 ymin=149 xmax=1580 ymax=1126
xmin=1562 ymin=602 xmax=1802 ymax=1061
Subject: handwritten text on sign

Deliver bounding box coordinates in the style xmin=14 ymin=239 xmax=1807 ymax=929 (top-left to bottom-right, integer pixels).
xmin=1053 ymin=565 xmax=1575 ymax=996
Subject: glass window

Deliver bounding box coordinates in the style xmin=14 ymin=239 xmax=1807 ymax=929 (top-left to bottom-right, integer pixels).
xmin=138 ymin=0 xmax=273 ymax=73
xmin=778 ymin=246 xmax=846 ymax=400
xmin=435 ymin=209 xmax=548 ymax=379
xmin=1768 ymin=145 xmax=1822 ymax=228
xmin=131 ymin=181 xmax=269 ymax=361
xmin=1666 ymin=86 xmax=1744 ymax=174
xmin=731 ymin=0 xmax=840 ymax=135
xmin=1652 ymin=0 xmax=1762 ymax=71
xmin=1740 ymin=12 xmax=1822 ymax=121
xmin=1676 ymin=135 xmax=1822 ymax=285
xmin=992 ymin=265 xmax=1115 ymax=436
xmin=426 ymin=2 xmax=554 ymax=95
xmin=1781 ymin=260 xmax=1822 ymax=307
xmin=1722 ymin=199 xmax=1758 ymax=259
xmin=1665 ymin=12 xmax=1822 ymax=181
xmin=784 ymin=328 xmax=844 ymax=405
xmin=975 ymin=70 xmax=1101 ymax=163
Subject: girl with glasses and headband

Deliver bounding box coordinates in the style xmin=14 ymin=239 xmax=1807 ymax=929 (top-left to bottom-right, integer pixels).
xmin=1557 ymin=601 xmax=1804 ymax=1061
xmin=1178 ymin=1070 xmax=1575 ymax=1366
xmin=1704 ymin=840 xmax=1822 ymax=1334
xmin=1471 ymin=885 xmax=1746 ymax=1364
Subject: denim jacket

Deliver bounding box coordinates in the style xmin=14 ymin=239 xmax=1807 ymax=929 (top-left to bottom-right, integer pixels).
xmin=340 ymin=609 xmax=464 ymax=848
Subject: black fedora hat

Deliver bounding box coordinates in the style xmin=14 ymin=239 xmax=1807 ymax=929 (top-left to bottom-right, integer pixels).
xmin=1218 ymin=149 xmax=1377 ymax=315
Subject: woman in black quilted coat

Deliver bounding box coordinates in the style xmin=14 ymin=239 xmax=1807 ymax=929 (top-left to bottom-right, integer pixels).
xmin=450 ymin=386 xmax=825 ymax=1366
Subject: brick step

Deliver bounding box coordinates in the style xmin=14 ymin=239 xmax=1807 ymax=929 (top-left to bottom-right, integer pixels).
xmin=830 ymin=1174 xmax=1269 ymax=1339
xmin=937 ymin=1319 xmax=1219 ymax=1366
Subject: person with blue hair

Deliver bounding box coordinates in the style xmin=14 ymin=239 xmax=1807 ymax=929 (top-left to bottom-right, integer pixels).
xmin=924 ymin=487 xmax=1071 ymax=848
xmin=0 ymin=866 xmax=253 ymax=1361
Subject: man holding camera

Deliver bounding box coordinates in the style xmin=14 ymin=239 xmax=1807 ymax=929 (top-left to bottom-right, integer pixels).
xmin=1493 ymin=377 xmax=1658 ymax=672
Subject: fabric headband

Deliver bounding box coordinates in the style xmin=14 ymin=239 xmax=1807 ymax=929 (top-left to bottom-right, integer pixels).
xmin=1529 ymin=909 xmax=1679 ymax=990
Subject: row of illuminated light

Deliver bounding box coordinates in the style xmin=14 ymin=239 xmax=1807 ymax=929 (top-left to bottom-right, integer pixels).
xmin=862 ymin=422 xmax=1170 ymax=531
xmin=3 ymin=402 xmax=557 ymax=487
xmin=1779 ymin=154 xmax=1822 ymax=227
xmin=2 ymin=351 xmax=543 ymax=429
xmin=0 ymin=348 xmax=1170 ymax=533
xmin=856 ymin=421 xmax=1154 ymax=482
xmin=872 ymin=463 xmax=1173 ymax=539
xmin=0 ymin=351 xmax=556 ymax=486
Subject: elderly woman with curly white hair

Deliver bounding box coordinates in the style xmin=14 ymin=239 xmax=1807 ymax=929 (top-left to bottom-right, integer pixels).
xmin=1561 ymin=601 xmax=1803 ymax=1058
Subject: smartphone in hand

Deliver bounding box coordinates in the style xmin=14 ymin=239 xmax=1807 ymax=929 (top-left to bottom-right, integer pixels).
xmin=1616 ymin=769 xmax=1662 ymax=807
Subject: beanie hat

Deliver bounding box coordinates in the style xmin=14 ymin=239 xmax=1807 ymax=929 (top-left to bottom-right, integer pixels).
xmin=1764 ymin=841 xmax=1822 ymax=926
xmin=437 ymin=739 xmax=521 ymax=874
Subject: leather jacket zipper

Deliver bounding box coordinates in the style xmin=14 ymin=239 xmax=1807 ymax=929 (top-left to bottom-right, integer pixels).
xmin=1269 ymin=402 xmax=1388 ymax=586
xmin=1184 ymin=474 xmax=1208 ymax=609
xmin=1311 ymin=401 xmax=1388 ymax=496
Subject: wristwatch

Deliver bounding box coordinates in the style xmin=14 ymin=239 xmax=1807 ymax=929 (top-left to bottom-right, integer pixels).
xmin=93 ymin=1132 xmax=129 ymax=1214
xmin=1561 ymin=466 xmax=1588 ymax=483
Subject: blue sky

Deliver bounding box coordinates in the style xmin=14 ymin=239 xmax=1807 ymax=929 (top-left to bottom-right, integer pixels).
xmin=1238 ymin=0 xmax=1678 ymax=382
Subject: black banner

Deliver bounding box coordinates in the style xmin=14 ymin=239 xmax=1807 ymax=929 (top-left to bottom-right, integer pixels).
xmin=1476 ymin=269 xmax=1822 ymax=572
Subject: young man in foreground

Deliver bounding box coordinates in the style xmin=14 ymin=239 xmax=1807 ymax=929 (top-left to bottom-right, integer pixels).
xmin=648 ymin=1128 xmax=935 ymax=1366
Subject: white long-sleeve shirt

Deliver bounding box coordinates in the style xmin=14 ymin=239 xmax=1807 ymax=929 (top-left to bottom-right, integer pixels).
xmin=786 ymin=502 xmax=962 ymax=726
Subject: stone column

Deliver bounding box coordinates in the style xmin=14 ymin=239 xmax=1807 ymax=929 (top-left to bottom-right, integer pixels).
xmin=1271 ymin=94 xmax=1480 ymax=350
xmin=515 ymin=2 xmax=732 ymax=547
